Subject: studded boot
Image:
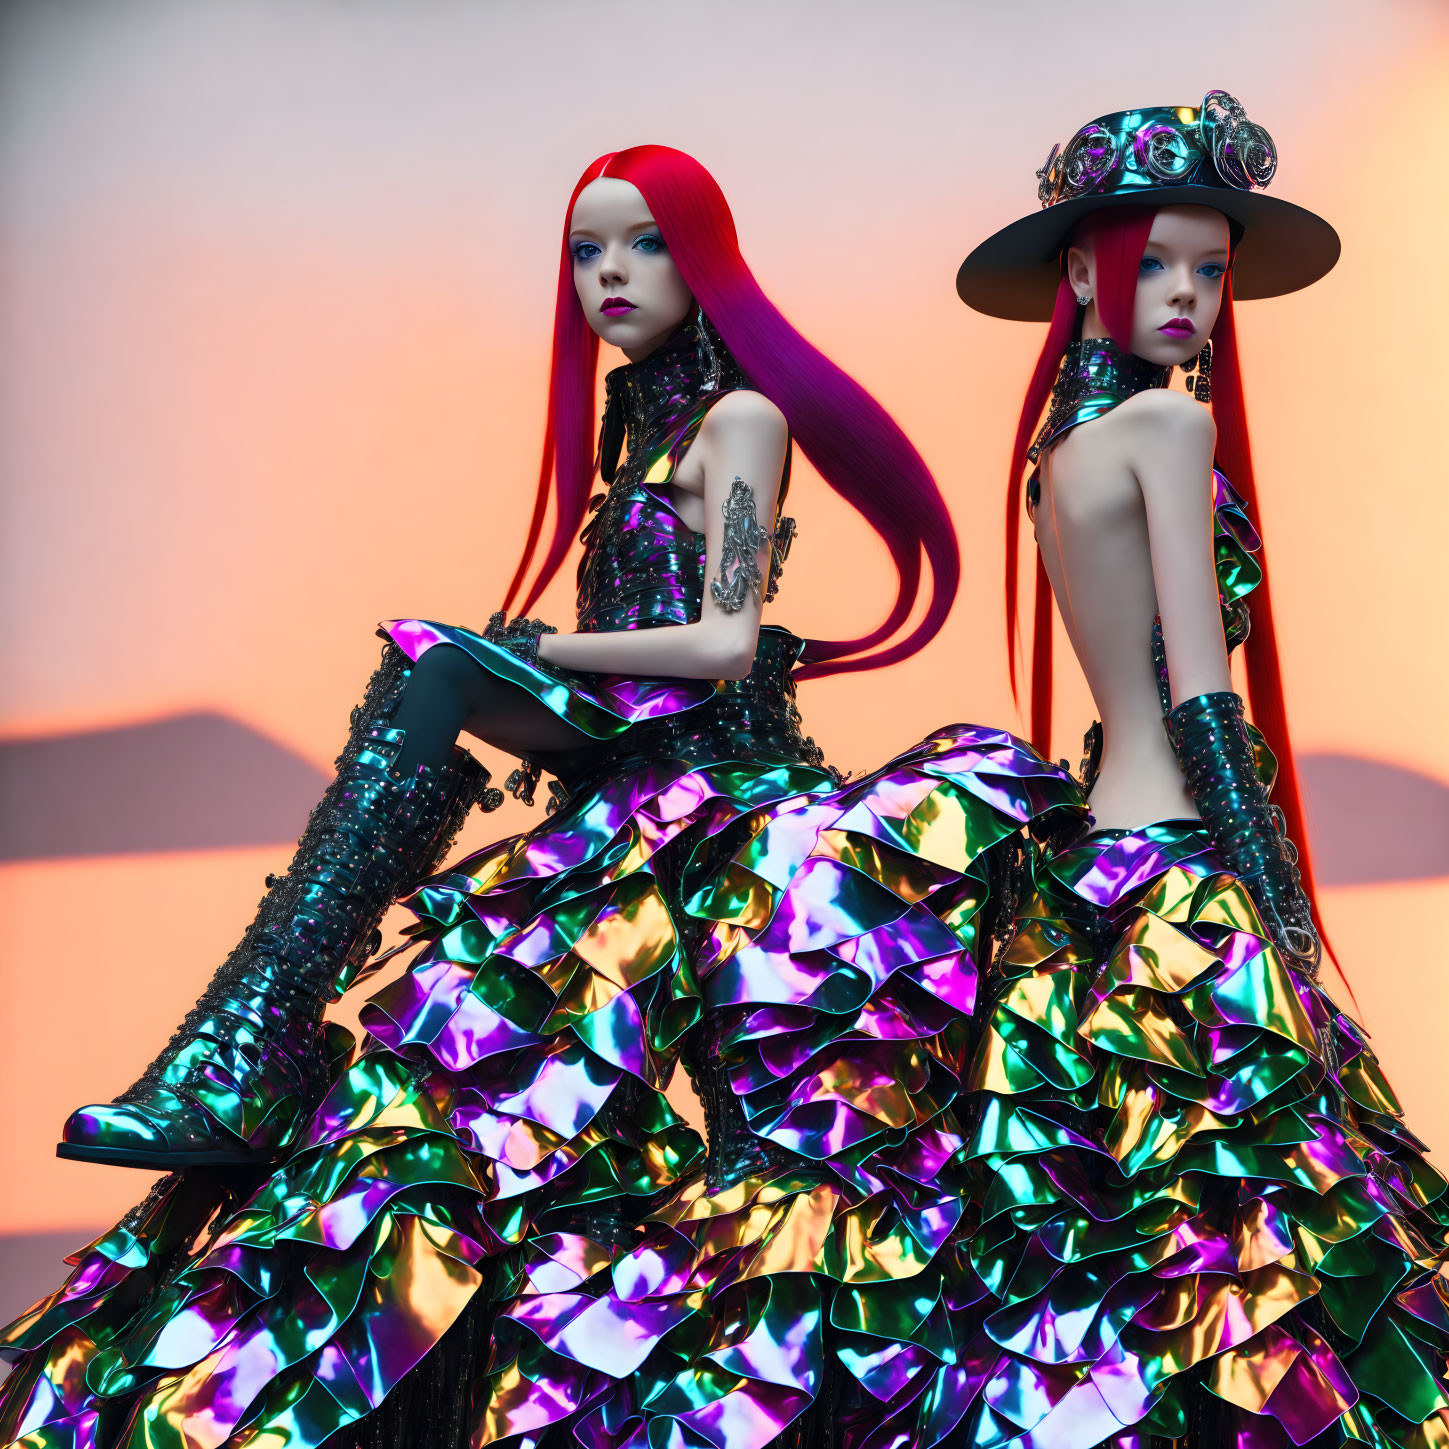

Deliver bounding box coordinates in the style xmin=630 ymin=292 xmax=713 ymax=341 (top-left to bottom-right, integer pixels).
xmin=58 ymin=644 xmax=502 ymax=1169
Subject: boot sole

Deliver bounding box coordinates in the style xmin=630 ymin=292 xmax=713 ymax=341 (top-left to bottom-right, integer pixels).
xmin=56 ymin=1141 xmax=272 ymax=1170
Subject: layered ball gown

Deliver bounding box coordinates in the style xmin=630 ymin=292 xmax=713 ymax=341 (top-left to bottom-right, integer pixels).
xmin=0 ymin=320 xmax=1081 ymax=1449
xmin=955 ymin=341 xmax=1449 ymax=1449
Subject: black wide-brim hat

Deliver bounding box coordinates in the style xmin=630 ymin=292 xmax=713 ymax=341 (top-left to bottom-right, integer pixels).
xmin=957 ymin=92 xmax=1340 ymax=321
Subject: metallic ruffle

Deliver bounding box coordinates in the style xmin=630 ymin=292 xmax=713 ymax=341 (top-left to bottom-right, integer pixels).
xmin=960 ymin=822 xmax=1449 ymax=1447
xmin=947 ymin=458 xmax=1449 ymax=1445
xmin=0 ymin=729 xmax=1081 ymax=1449
xmin=0 ymin=752 xmax=822 ymax=1448
xmin=472 ymin=727 xmax=1084 ymax=1449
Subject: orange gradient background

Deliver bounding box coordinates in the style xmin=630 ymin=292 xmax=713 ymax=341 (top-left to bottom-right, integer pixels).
xmin=2 ymin=0 xmax=1447 ymax=1322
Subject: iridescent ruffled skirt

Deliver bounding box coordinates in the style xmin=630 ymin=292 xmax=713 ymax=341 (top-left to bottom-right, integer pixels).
xmin=0 ymin=626 xmax=1080 ymax=1449
xmin=962 ymin=822 xmax=1449 ymax=1448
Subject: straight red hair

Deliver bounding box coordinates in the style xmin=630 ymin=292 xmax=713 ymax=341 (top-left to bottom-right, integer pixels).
xmin=1006 ymin=207 xmax=1340 ymax=982
xmin=504 ymin=145 xmax=960 ymax=678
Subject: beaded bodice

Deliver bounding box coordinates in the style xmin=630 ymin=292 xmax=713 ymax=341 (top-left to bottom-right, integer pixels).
xmin=575 ymin=317 xmax=794 ymax=634
xmin=544 ymin=318 xmax=823 ymax=787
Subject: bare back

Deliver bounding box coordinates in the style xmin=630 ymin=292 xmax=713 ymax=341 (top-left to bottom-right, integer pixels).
xmin=1036 ymin=387 xmax=1231 ymax=830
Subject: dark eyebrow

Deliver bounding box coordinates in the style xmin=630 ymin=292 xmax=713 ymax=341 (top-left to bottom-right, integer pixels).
xmin=567 ymin=220 xmax=660 ymax=243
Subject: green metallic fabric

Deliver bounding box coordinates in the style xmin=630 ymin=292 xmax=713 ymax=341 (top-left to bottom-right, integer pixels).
xmin=1027 ymin=337 xmax=1170 ymax=468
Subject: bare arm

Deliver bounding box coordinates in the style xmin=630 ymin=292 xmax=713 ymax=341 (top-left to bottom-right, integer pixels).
xmin=1122 ymin=390 xmax=1232 ymax=706
xmin=536 ymin=390 xmax=788 ymax=681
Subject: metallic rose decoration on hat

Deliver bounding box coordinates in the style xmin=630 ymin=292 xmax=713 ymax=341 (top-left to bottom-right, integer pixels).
xmin=1202 ymin=88 xmax=1278 ymax=189
xmin=1134 ymin=119 xmax=1195 ymax=183
xmin=1036 ymin=123 xmax=1118 ymax=206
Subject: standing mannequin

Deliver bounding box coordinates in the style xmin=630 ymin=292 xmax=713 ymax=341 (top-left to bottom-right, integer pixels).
xmin=952 ymin=96 xmax=1449 ymax=1447
xmin=0 ymin=147 xmax=1079 ymax=1449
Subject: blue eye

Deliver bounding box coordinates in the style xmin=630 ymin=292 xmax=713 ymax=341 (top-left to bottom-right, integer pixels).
xmin=1138 ymin=256 xmax=1165 ymax=274
xmin=1197 ymin=262 xmax=1227 ymax=279
xmin=633 ymin=233 xmax=666 ymax=254
xmin=569 ymin=240 xmax=601 ymax=262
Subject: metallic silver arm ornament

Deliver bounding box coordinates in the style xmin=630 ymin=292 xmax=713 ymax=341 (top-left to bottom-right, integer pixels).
xmin=711 ymin=477 xmax=770 ymax=613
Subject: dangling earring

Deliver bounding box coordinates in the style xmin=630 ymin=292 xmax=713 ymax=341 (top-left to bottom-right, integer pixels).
xmin=1181 ymin=341 xmax=1212 ymax=402
xmin=693 ymin=305 xmax=722 ymax=392
xmin=1076 ymin=294 xmax=1090 ymax=308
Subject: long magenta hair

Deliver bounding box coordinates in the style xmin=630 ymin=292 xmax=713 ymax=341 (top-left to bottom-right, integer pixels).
xmin=1006 ymin=206 xmax=1340 ymax=980
xmin=502 ymin=145 xmax=960 ymax=678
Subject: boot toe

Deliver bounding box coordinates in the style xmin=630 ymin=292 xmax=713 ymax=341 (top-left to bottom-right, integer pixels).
xmin=58 ymin=1097 xmax=256 ymax=1167
xmin=60 ymin=1102 xmax=172 ymax=1154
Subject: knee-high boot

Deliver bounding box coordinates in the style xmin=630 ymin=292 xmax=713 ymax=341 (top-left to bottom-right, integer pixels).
xmin=59 ymin=643 xmax=502 ymax=1169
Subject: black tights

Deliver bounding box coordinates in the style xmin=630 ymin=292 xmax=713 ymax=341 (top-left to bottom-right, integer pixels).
xmin=388 ymin=644 xmax=592 ymax=778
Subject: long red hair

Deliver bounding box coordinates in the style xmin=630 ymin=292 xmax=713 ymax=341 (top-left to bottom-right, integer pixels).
xmin=1006 ymin=207 xmax=1339 ymax=978
xmin=503 ymin=145 xmax=960 ymax=678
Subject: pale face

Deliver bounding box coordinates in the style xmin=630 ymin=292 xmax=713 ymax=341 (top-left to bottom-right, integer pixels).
xmin=568 ymin=178 xmax=695 ymax=361
xmin=1069 ymin=205 xmax=1231 ymax=367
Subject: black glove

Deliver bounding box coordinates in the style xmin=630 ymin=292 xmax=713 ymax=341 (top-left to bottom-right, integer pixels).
xmin=1165 ymin=690 xmax=1321 ymax=975
xmin=482 ymin=611 xmax=559 ymax=670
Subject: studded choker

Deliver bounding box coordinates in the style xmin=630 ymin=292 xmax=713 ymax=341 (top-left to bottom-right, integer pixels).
xmin=1028 ymin=337 xmax=1170 ymax=466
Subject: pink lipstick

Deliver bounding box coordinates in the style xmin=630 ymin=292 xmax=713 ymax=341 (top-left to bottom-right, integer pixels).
xmin=601 ymin=297 xmax=636 ymax=317
xmin=1158 ymin=317 xmax=1196 ymax=339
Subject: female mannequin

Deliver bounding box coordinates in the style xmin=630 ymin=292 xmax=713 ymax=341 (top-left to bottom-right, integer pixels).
xmin=953 ymin=95 xmax=1449 ymax=1447
xmin=0 ymin=146 xmax=1078 ymax=1449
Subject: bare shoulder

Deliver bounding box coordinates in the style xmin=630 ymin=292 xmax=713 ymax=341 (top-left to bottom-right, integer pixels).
xmin=698 ymin=388 xmax=788 ymax=445
xmin=1051 ymin=391 xmax=1208 ymax=474
xmin=1106 ymin=392 xmax=1216 ymax=499
xmin=675 ymin=389 xmax=787 ymax=495
xmin=1114 ymin=387 xmax=1216 ymax=445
